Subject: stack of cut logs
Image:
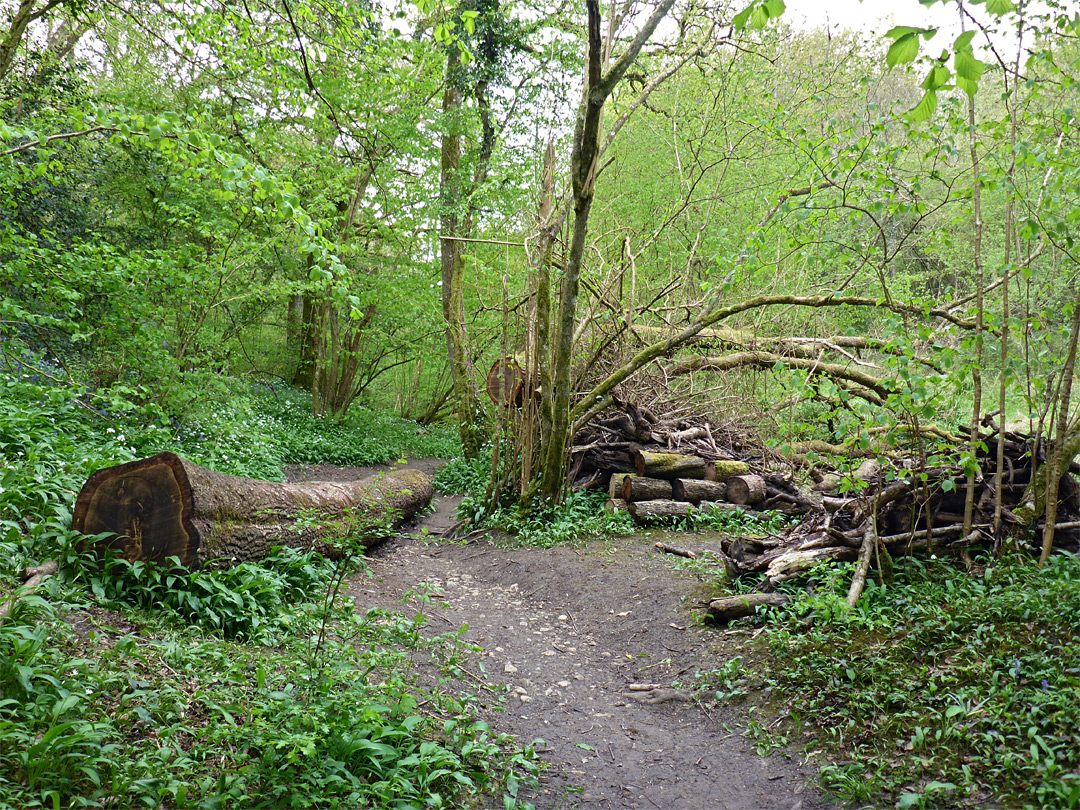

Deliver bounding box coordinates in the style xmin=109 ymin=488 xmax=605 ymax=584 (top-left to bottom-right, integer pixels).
xmin=606 ymin=450 xmax=767 ymax=525
xmin=577 ymin=402 xmax=1080 ymax=619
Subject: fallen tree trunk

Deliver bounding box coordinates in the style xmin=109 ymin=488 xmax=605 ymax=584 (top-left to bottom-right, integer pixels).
xmin=72 ymin=452 xmax=432 ymax=567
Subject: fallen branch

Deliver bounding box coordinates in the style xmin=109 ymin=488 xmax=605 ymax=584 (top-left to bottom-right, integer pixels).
xmin=654 ymin=541 xmax=698 ymax=559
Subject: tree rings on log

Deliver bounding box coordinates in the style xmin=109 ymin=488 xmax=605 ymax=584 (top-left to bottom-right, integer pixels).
xmin=725 ymin=474 xmax=767 ymax=505
xmin=609 ymin=472 xmax=634 ymax=500
xmin=486 ymin=357 xmax=525 ymax=407
xmin=72 ymin=452 xmax=433 ymax=567
xmin=605 ymin=498 xmax=629 ymax=513
xmin=622 ymin=475 xmax=673 ymax=502
xmin=671 ymin=478 xmax=727 ymax=503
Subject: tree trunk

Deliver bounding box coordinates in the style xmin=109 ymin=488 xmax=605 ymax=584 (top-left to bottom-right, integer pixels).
xmin=963 ymin=91 xmax=986 ymax=539
xmin=538 ymin=0 xmax=676 ymax=500
xmin=621 ymin=475 xmax=673 ymax=501
xmin=671 ymin=478 xmax=727 ymax=503
xmin=726 ymin=474 xmax=767 ymax=505
xmin=72 ymin=453 xmax=432 ymax=568
xmin=1040 ymin=288 xmax=1080 ymax=564
xmin=291 ymin=288 xmax=317 ymax=390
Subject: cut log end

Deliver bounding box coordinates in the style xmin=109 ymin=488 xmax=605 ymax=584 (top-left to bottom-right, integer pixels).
xmin=725 ymin=474 xmax=767 ymax=505
xmin=72 ymin=453 xmax=197 ymax=567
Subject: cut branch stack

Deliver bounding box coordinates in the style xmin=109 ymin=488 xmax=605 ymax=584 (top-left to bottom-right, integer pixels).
xmin=612 ymin=452 xmax=758 ymax=524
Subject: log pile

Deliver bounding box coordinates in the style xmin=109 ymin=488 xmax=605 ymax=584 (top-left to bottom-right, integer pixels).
xmin=606 ymin=453 xmax=762 ymax=525
xmin=690 ymin=425 xmax=1080 ymax=619
xmin=581 ymin=402 xmax=1080 ymax=612
xmin=571 ymin=399 xmax=775 ymax=524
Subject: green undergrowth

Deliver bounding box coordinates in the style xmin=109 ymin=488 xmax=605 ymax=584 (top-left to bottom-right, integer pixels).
xmin=1 ymin=581 xmax=539 ymax=809
xmin=0 ymin=354 xmax=460 ymax=574
xmin=1 ymin=358 xmax=541 ymax=809
xmin=708 ymin=555 xmax=1080 ymax=810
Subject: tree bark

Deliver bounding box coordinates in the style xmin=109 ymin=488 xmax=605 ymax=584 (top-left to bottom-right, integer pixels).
xmin=72 ymin=453 xmax=432 ymax=568
xmin=621 ymin=475 xmax=673 ymax=501
xmin=725 ymin=474 xmax=767 ymax=505
xmin=671 ymin=478 xmax=727 ymax=503
xmin=628 ymin=498 xmax=693 ymax=522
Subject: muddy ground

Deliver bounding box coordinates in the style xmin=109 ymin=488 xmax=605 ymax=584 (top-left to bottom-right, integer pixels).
xmin=286 ymin=461 xmax=834 ymax=810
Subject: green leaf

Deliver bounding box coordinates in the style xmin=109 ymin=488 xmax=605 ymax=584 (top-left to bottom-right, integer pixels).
xmin=920 ymin=65 xmax=951 ymax=91
xmin=732 ymin=5 xmax=753 ymax=31
xmin=986 ymin=0 xmax=1014 ymax=14
xmin=886 ymin=33 xmax=920 ymax=67
xmin=953 ymin=30 xmax=976 ymax=51
xmin=955 ymin=49 xmax=984 ymax=96
xmin=912 ymin=90 xmax=938 ymax=122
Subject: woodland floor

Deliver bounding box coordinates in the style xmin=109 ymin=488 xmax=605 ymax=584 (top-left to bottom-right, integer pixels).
xmin=285 ymin=460 xmax=836 ymax=810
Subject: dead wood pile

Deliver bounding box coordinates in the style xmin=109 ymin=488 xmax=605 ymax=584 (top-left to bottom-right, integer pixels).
xmin=577 ymin=402 xmax=1080 ymax=612
xmin=571 ymin=398 xmax=768 ymax=524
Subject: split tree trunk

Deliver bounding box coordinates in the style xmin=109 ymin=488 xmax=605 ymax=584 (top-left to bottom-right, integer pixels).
xmin=72 ymin=452 xmax=432 ymax=567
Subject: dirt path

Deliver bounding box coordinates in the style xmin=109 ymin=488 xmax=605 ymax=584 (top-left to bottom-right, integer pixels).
xmin=287 ymin=461 xmax=832 ymax=810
